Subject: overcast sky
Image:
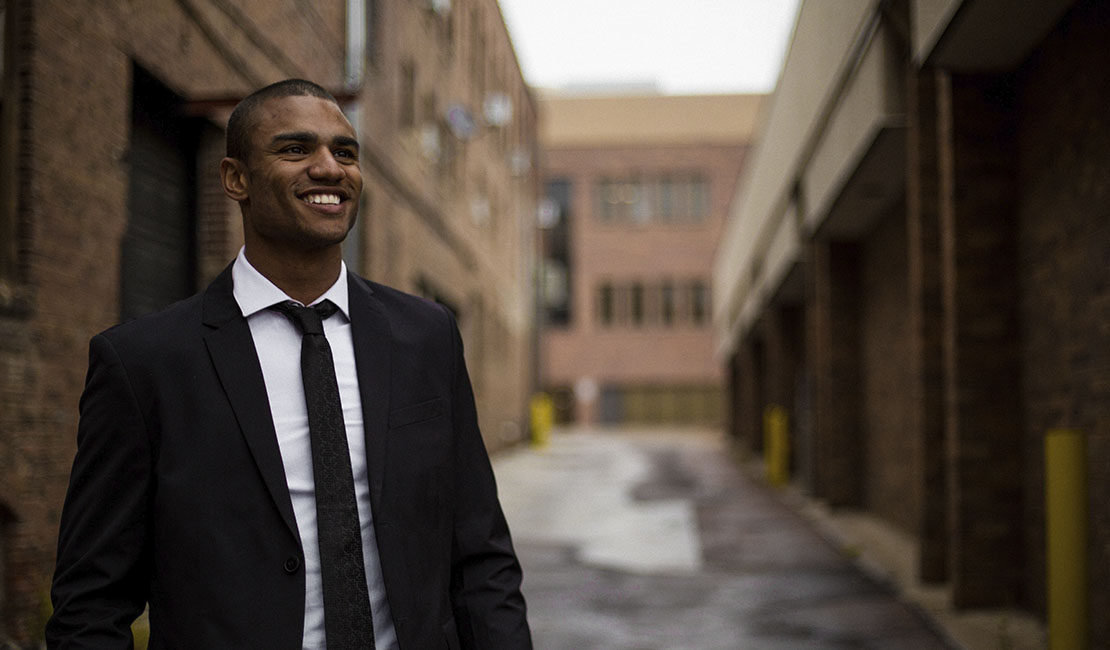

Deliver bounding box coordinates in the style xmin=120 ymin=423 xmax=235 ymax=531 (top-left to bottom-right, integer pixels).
xmin=497 ymin=0 xmax=802 ymax=95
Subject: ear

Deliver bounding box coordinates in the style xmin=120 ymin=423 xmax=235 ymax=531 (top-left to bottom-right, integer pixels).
xmin=220 ymin=157 xmax=249 ymax=201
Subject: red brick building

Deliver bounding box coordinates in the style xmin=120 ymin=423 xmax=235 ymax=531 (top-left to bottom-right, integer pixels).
xmin=714 ymin=0 xmax=1110 ymax=645
xmin=539 ymin=93 xmax=761 ymax=425
xmin=0 ymin=0 xmax=535 ymax=644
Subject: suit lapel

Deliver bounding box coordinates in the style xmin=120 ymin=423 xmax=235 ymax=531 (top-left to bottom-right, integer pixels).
xmin=348 ymin=273 xmax=392 ymax=516
xmin=202 ymin=265 xmax=300 ymax=542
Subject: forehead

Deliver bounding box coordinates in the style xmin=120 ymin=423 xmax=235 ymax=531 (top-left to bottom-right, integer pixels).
xmin=251 ymin=94 xmax=354 ymax=140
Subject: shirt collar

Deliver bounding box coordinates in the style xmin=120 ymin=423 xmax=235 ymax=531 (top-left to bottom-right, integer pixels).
xmin=232 ymin=247 xmax=350 ymax=319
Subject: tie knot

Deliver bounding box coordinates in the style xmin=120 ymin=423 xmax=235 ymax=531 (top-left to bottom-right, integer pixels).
xmin=271 ymin=299 xmax=338 ymax=335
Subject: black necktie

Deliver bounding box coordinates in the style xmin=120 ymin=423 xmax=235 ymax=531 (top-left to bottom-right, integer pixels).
xmin=271 ymin=300 xmax=375 ymax=649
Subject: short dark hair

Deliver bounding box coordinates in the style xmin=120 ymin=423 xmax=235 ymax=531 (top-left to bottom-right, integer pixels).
xmin=225 ymin=79 xmax=338 ymax=160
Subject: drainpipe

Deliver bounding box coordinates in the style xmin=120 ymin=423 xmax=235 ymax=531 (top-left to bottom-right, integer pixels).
xmin=342 ymin=0 xmax=366 ymax=271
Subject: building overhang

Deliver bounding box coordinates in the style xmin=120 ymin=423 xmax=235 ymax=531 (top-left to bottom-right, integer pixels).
xmin=915 ymin=0 xmax=1076 ymax=71
xmin=814 ymin=123 xmax=906 ymax=240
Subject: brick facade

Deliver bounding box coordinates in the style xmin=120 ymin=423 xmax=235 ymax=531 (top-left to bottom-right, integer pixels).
xmin=859 ymin=204 xmax=917 ymax=533
xmin=540 ymin=119 xmax=753 ymax=425
xmin=806 ymin=240 xmax=863 ymax=507
xmin=719 ymin=0 xmax=1110 ymax=643
xmin=0 ymin=3 xmax=343 ymax=642
xmin=0 ymin=1 xmax=534 ymax=644
xmin=1015 ymin=0 xmax=1110 ymax=634
xmin=906 ymin=66 xmax=948 ymax=585
xmin=347 ymin=0 xmax=538 ymax=448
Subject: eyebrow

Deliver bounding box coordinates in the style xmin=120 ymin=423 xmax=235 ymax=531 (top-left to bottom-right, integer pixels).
xmin=271 ymin=132 xmax=360 ymax=152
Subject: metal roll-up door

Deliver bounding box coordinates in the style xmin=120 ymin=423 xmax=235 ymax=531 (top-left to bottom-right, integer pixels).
xmin=120 ymin=68 xmax=197 ymax=320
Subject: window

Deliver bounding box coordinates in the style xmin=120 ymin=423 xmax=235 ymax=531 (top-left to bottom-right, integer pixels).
xmin=630 ymin=283 xmax=644 ymax=326
xmin=597 ymin=283 xmax=614 ymax=326
xmin=399 ymin=61 xmax=416 ymax=128
xmin=541 ymin=180 xmax=573 ymax=326
xmin=690 ymin=177 xmax=710 ymax=220
xmin=595 ymin=175 xmax=710 ymax=225
xmin=690 ymin=280 xmax=710 ymax=325
xmin=596 ymin=280 xmax=714 ymax=328
xmin=366 ymin=0 xmax=382 ymax=65
xmin=660 ymin=282 xmax=675 ymax=326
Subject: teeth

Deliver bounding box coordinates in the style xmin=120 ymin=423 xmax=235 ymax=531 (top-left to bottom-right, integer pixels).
xmin=303 ymin=193 xmax=341 ymax=205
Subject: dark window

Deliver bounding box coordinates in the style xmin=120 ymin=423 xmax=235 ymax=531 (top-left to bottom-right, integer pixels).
xmin=597 ymin=283 xmax=614 ymax=326
xmin=541 ymin=180 xmax=572 ymax=326
xmin=630 ymin=283 xmax=644 ymax=326
xmin=690 ymin=176 xmax=710 ymax=220
xmin=660 ymin=282 xmax=675 ymax=326
xmin=400 ymin=61 xmax=416 ymax=128
xmin=120 ymin=66 xmax=200 ymax=320
xmin=366 ymin=0 xmax=381 ymax=64
xmin=690 ymin=280 xmax=710 ymax=325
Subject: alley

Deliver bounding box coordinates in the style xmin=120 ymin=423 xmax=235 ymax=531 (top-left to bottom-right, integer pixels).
xmin=494 ymin=428 xmax=955 ymax=650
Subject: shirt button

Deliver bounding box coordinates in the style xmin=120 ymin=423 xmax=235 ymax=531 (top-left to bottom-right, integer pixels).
xmin=283 ymin=557 xmax=301 ymax=574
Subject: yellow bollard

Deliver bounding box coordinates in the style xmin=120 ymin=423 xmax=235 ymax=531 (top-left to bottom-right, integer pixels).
xmin=529 ymin=393 xmax=554 ymax=449
xmin=1045 ymin=429 xmax=1088 ymax=650
xmin=763 ymin=405 xmax=790 ymax=487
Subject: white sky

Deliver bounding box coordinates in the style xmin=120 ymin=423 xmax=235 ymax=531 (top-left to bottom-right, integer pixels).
xmin=497 ymin=0 xmax=802 ymax=95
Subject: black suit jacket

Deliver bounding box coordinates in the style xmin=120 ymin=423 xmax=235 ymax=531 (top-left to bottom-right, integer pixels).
xmin=46 ymin=265 xmax=531 ymax=650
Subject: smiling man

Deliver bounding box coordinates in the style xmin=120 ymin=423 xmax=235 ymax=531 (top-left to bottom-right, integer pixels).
xmin=46 ymin=79 xmax=532 ymax=650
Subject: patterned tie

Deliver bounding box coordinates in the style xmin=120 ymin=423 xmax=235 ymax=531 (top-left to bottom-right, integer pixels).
xmin=271 ymin=300 xmax=376 ymax=649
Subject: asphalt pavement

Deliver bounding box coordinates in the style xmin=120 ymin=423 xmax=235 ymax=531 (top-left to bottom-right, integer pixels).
xmin=493 ymin=427 xmax=959 ymax=650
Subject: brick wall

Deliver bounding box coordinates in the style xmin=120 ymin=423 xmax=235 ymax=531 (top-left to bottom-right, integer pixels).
xmin=737 ymin=332 xmax=764 ymax=454
xmin=1016 ymin=0 xmax=1110 ymax=635
xmin=0 ymin=1 xmax=345 ymax=642
xmin=806 ymin=240 xmax=863 ymax=507
xmin=357 ymin=0 xmax=538 ymax=447
xmin=938 ymin=71 xmax=1025 ymax=608
xmin=541 ymin=142 xmax=745 ymax=423
xmin=761 ymin=303 xmax=803 ymax=474
xmin=906 ymin=67 xmax=948 ymax=585
xmin=859 ymin=206 xmax=917 ymax=533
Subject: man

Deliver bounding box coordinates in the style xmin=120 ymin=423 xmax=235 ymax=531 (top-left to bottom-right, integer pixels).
xmin=46 ymin=79 xmax=532 ymax=650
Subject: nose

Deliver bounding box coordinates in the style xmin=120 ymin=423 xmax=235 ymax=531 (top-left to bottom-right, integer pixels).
xmin=307 ymin=150 xmax=344 ymax=181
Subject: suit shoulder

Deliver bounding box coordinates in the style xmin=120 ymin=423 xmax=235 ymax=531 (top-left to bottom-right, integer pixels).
xmin=97 ymin=292 xmax=206 ymax=351
xmin=358 ymin=277 xmax=454 ymax=327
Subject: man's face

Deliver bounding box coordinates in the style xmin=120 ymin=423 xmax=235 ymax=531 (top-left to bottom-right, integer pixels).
xmin=234 ymin=94 xmax=362 ymax=255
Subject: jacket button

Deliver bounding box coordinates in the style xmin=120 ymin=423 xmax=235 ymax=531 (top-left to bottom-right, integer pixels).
xmin=283 ymin=557 xmax=301 ymax=573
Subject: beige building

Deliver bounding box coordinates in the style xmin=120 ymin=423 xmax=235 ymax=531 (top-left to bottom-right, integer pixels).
xmin=714 ymin=0 xmax=1110 ymax=645
xmin=539 ymin=93 xmax=761 ymax=425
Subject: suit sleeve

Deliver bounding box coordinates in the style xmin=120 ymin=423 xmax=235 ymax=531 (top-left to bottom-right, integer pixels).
xmin=443 ymin=308 xmax=533 ymax=650
xmin=46 ymin=334 xmax=152 ymax=649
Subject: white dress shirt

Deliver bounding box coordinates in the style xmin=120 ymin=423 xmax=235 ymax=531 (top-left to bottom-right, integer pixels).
xmin=232 ymin=248 xmax=398 ymax=650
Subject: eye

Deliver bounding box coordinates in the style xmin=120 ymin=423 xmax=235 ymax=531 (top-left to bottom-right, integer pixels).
xmin=334 ymin=148 xmax=357 ymax=159
xmin=282 ymin=145 xmax=307 ymax=155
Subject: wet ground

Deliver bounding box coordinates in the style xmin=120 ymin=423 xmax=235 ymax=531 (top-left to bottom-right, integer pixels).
xmin=493 ymin=428 xmax=957 ymax=650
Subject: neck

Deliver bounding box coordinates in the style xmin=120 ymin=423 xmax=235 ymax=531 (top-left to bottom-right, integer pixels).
xmin=244 ymin=243 xmax=343 ymax=305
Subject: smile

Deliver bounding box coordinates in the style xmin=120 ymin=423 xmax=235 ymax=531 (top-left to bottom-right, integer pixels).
xmin=301 ymin=192 xmax=342 ymax=205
